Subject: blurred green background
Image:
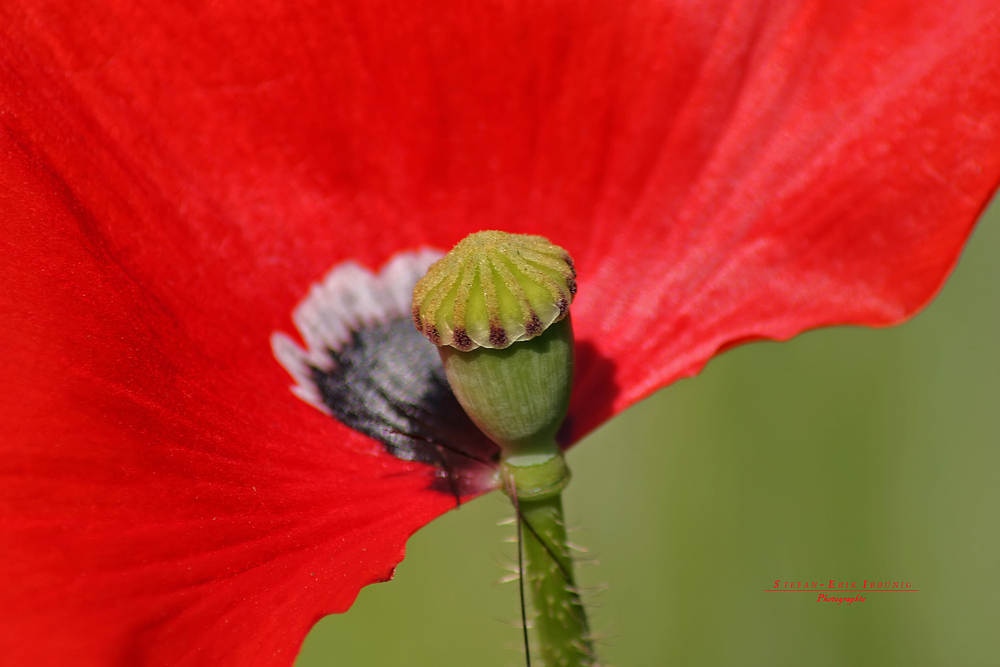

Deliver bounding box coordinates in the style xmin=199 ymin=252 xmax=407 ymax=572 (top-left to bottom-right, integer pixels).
xmin=297 ymin=200 xmax=999 ymax=667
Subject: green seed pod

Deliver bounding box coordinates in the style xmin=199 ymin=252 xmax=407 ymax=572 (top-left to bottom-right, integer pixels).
xmin=413 ymin=231 xmax=576 ymax=467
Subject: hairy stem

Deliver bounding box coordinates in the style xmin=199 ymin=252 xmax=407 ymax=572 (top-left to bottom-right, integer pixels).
xmin=519 ymin=493 xmax=594 ymax=667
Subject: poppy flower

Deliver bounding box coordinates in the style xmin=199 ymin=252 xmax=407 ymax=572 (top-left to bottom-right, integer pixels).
xmin=2 ymin=1 xmax=999 ymax=666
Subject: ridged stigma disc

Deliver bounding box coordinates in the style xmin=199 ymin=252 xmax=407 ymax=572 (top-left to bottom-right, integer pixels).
xmin=412 ymin=231 xmax=577 ymax=350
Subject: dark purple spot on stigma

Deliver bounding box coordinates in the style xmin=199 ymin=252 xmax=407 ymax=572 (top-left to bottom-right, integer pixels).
xmin=557 ymin=297 xmax=569 ymax=318
xmin=412 ymin=308 xmax=424 ymax=332
xmin=426 ymin=325 xmax=441 ymax=345
xmin=566 ymin=276 xmax=578 ymax=297
xmin=489 ymin=325 xmax=509 ymax=348
xmin=564 ymin=254 xmax=576 ymax=277
xmin=525 ymin=312 xmax=543 ymax=337
xmin=453 ymin=328 xmax=473 ymax=351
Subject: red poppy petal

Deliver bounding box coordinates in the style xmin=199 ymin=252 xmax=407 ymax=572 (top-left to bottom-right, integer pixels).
xmin=1 ymin=130 xmax=456 ymax=666
xmin=565 ymin=2 xmax=1000 ymax=438
xmin=8 ymin=1 xmax=998 ymax=436
xmin=3 ymin=5 xmax=473 ymax=663
xmin=3 ymin=1 xmax=999 ymax=665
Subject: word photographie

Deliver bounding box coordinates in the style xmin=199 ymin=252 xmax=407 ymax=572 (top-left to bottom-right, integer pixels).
xmin=816 ymin=593 xmax=865 ymax=605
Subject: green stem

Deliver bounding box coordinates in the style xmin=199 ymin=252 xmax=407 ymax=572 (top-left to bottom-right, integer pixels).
xmin=519 ymin=492 xmax=594 ymax=667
